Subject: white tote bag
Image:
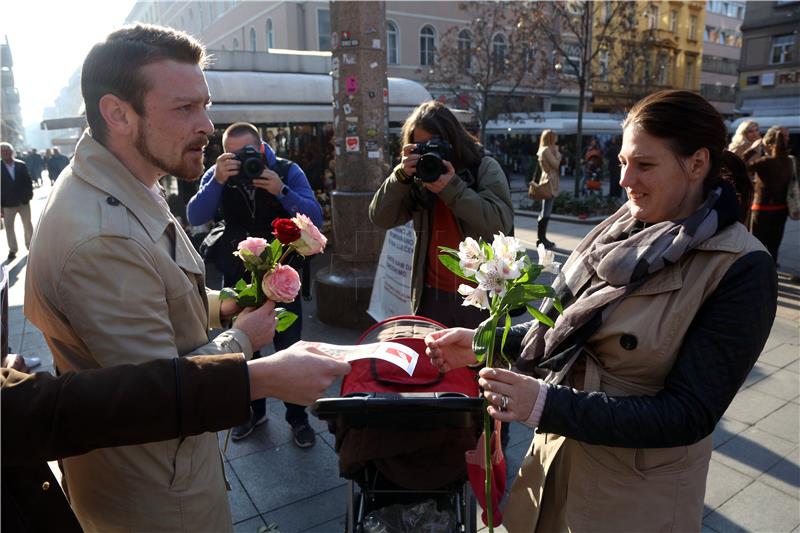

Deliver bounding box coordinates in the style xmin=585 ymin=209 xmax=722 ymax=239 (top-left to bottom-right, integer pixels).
xmin=367 ymin=222 xmax=416 ymax=322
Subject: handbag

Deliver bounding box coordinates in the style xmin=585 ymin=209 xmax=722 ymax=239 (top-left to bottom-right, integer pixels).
xmin=787 ymin=155 xmax=800 ymax=221
xmin=198 ymin=221 xmax=226 ymax=263
xmin=528 ymin=164 xmax=553 ymax=201
xmin=465 ymin=418 xmax=506 ymax=527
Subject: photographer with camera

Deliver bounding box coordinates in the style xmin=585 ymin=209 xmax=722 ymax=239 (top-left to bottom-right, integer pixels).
xmin=369 ymin=101 xmax=514 ymax=329
xmin=186 ymin=122 xmax=323 ymax=447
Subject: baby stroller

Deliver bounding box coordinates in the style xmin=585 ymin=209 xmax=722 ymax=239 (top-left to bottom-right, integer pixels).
xmin=312 ymin=316 xmax=483 ymax=533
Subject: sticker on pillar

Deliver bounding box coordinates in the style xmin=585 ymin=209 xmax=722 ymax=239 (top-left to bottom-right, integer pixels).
xmin=346 ymin=137 xmax=360 ymax=152
xmin=366 ymin=128 xmax=378 ymax=137
xmin=335 ymin=146 xmax=341 ymax=156
xmin=346 ymin=116 xmax=359 ymax=122
xmin=368 ymin=149 xmax=382 ymax=159
xmin=368 ymin=90 xmax=376 ymax=98
xmin=383 ymin=87 xmax=389 ymax=104
xmin=333 ymin=78 xmax=339 ymax=94
xmin=343 ymin=54 xmax=357 ymax=65
xmin=341 ymin=39 xmax=359 ymax=47
xmin=331 ymin=57 xmax=340 ymax=77
xmin=346 ymin=77 xmax=359 ymax=95
xmin=343 ymin=103 xmax=353 ymax=115
xmin=341 ymin=31 xmax=351 ymax=40
xmin=346 ymin=122 xmax=358 ymax=136
xmin=333 ymin=115 xmax=340 ymax=130
xmin=331 ymin=31 xmax=339 ymax=50
xmin=365 ymin=141 xmax=379 ymax=151
xmin=365 ymin=26 xmax=377 ymax=34
xmin=369 ymin=61 xmax=379 ymax=69
xmin=372 ymin=39 xmax=381 ymax=49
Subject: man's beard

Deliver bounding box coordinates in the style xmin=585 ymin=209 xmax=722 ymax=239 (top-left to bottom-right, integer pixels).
xmin=135 ymin=127 xmax=205 ymax=182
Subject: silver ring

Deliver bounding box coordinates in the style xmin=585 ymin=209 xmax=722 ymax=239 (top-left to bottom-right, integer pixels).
xmin=500 ymin=394 xmax=509 ymax=411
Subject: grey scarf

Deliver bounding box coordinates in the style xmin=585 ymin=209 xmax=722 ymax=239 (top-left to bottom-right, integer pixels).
xmin=518 ymin=185 xmax=737 ymax=382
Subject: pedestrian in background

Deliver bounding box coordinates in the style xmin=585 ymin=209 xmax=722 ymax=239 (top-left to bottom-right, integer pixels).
xmin=46 ymin=148 xmax=69 ymax=184
xmin=0 ymin=143 xmax=34 ymax=262
xmin=536 ymin=129 xmax=560 ymax=250
xmin=728 ymin=120 xmax=761 ymax=160
xmin=24 ymin=149 xmax=44 ymax=186
xmin=747 ymin=125 xmax=793 ymax=264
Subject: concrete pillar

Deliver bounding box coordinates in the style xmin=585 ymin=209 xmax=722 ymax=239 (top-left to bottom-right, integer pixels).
xmin=315 ymin=1 xmax=387 ymax=328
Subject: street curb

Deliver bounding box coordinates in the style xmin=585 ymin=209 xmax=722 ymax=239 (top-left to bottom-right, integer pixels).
xmin=515 ymin=209 xmax=607 ymax=225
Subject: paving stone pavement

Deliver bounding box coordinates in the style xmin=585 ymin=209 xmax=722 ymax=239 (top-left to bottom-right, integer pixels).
xmin=3 ymin=176 xmax=798 ymax=532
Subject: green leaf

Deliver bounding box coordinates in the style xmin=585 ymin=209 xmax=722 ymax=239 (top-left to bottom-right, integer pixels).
xmin=527 ymin=305 xmax=555 ymax=328
xmin=472 ymin=315 xmax=496 ymax=357
xmin=499 ymin=284 xmax=552 ymax=309
xmin=438 ymin=254 xmax=470 ymax=280
xmin=235 ymin=282 xmax=259 ymax=307
xmin=553 ymin=298 xmax=564 ymax=314
xmin=275 ymin=309 xmax=298 ymax=332
xmin=219 ymin=287 xmax=238 ymax=300
xmin=269 ymin=238 xmax=283 ymax=263
xmin=498 ymin=312 xmax=512 ymax=366
xmin=234 ymin=278 xmax=248 ymax=292
xmin=436 ymin=245 xmax=460 ymax=257
xmin=481 ymin=240 xmax=493 ymax=260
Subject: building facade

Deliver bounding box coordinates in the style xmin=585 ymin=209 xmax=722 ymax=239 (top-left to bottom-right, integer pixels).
xmin=1 ymin=38 xmax=25 ymax=148
xmin=737 ymin=0 xmax=800 ymax=118
xmin=591 ymin=0 xmax=706 ymax=113
xmin=701 ymin=0 xmax=746 ymax=116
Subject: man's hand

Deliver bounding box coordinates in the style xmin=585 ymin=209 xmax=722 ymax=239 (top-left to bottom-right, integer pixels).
xmin=250 ymin=168 xmax=283 ymax=196
xmin=425 ymin=327 xmax=478 ymax=372
xmin=422 ymin=159 xmax=456 ymax=194
xmin=247 ymin=341 xmax=351 ymax=404
xmin=213 ymin=153 xmax=241 ymax=185
xmin=232 ymin=301 xmax=277 ymax=352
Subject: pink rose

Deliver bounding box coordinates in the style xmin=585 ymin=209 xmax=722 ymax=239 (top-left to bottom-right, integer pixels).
xmin=262 ymin=264 xmax=301 ymax=303
xmin=291 ymin=214 xmax=327 ymax=256
xmin=236 ymin=237 xmax=269 ymax=264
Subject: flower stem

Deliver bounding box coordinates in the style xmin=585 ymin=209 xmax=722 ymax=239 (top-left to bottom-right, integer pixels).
xmin=484 ymin=316 xmax=497 ymax=532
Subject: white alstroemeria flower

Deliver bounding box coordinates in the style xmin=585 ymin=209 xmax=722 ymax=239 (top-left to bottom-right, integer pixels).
xmin=457 ymin=284 xmax=490 ymax=309
xmin=457 ymin=237 xmax=486 ymax=276
xmin=491 ymin=233 xmax=522 ymax=264
xmin=537 ymin=243 xmax=561 ymax=274
xmin=476 ymin=258 xmax=514 ymax=297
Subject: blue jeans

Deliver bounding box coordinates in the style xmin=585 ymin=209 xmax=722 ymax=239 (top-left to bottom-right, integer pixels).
xmin=538 ymin=198 xmax=554 ymax=221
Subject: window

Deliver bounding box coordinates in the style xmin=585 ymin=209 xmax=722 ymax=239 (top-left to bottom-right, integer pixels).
xmin=457 ymin=29 xmax=472 ymax=72
xmin=647 ymin=5 xmax=659 ymax=30
xmin=317 ymin=9 xmax=331 ymax=51
xmin=689 ymin=15 xmax=698 ymax=40
xmin=266 ymin=18 xmax=274 ymax=49
xmin=563 ymin=42 xmax=581 ymax=77
xmin=598 ymin=49 xmax=609 ymax=81
xmin=771 ymin=34 xmax=794 ymax=64
xmin=685 ymin=58 xmax=695 ymax=87
xmin=657 ymin=52 xmax=670 ymax=85
xmin=387 ymin=21 xmax=399 ymax=64
xmin=492 ymin=33 xmax=507 ymax=72
xmin=670 ymin=10 xmax=678 ymax=33
xmin=250 ymin=28 xmax=256 ymax=51
xmin=233 ymin=37 xmax=240 ymax=50
xmin=420 ymin=25 xmax=436 ymax=66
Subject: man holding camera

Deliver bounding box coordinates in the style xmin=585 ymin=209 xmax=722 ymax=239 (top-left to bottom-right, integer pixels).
xmin=187 ymin=121 xmax=323 ymax=447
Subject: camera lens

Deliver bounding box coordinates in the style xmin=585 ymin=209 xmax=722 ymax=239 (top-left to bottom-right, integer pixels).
xmin=417 ymin=153 xmax=444 ymax=183
xmin=242 ymin=158 xmax=264 ymax=178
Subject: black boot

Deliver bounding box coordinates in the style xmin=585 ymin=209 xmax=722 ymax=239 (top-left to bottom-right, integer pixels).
xmin=537 ymin=217 xmax=556 ymax=250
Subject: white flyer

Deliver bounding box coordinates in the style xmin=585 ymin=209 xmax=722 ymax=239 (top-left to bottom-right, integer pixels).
xmin=312 ymin=341 xmax=419 ymax=376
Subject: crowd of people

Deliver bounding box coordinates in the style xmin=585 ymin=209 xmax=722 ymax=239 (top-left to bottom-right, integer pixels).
xmin=0 ymin=21 xmax=793 ymax=533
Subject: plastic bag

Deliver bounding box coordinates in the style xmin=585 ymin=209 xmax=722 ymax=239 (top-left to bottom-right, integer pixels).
xmin=362 ymin=499 xmax=455 ymax=533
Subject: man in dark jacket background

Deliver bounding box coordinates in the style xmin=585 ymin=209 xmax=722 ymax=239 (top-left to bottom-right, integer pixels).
xmin=1 ymin=143 xmax=35 ymax=262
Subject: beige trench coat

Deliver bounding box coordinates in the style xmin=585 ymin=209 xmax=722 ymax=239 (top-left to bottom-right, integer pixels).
xmin=24 ymin=132 xmax=254 ymax=532
xmin=503 ymin=223 xmax=765 ymax=533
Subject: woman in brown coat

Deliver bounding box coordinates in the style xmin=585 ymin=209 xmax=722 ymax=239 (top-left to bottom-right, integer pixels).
xmin=746 ymin=126 xmax=793 ymax=263
xmin=426 ymin=91 xmax=777 ymax=532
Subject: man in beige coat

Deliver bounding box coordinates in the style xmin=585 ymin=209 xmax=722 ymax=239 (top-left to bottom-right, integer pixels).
xmin=23 ymin=25 xmax=348 ymax=532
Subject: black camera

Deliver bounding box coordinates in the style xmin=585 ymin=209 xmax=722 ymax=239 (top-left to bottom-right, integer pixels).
xmin=412 ymin=138 xmax=454 ymax=183
xmin=229 ymin=144 xmax=265 ymax=186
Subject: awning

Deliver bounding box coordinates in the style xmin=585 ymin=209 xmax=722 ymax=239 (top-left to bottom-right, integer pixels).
xmin=40 ymin=116 xmax=86 ymax=131
xmin=485 ymin=113 xmax=624 ymax=135
xmin=207 ymin=104 xmax=420 ymax=124
xmin=730 ymin=114 xmax=800 ymax=133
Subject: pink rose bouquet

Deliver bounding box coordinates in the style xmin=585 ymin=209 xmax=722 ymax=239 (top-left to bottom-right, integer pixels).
xmin=221 ymin=216 xmax=326 ymax=332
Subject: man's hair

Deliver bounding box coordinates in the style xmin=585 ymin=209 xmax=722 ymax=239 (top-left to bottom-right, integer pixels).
xmin=222 ymin=122 xmax=261 ymax=146
xmin=81 ymin=24 xmax=208 ymax=146
xmin=0 ymin=142 xmax=13 ymax=153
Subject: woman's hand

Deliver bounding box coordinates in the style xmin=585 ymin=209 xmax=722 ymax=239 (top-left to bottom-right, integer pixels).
xmin=423 ymin=159 xmax=456 ymax=194
xmin=401 ymin=143 xmax=420 ymax=177
xmin=425 ymin=327 xmax=478 ymax=372
xmin=479 ymin=367 xmax=540 ymax=423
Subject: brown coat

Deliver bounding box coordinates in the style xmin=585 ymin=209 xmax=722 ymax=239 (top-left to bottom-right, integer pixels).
xmin=1 ymin=355 xmax=250 ymax=533
xmin=503 ymin=223 xmax=766 ymax=532
xmin=24 ymin=132 xmax=254 ymax=532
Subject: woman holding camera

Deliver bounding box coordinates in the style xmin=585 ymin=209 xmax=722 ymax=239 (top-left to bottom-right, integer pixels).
xmin=369 ymin=101 xmax=514 ymax=329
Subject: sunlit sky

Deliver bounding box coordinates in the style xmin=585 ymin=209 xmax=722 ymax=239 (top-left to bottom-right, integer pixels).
xmin=3 ymin=0 xmax=136 ymax=126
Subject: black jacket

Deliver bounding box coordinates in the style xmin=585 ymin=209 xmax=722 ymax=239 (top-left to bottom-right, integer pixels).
xmin=1 ymin=355 xmax=250 ymax=533
xmin=1 ymin=160 xmax=34 ymax=208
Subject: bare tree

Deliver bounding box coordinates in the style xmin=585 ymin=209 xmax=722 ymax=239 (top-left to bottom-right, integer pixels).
xmin=426 ymin=1 xmax=553 ymax=144
xmin=531 ymin=0 xmax=637 ymax=195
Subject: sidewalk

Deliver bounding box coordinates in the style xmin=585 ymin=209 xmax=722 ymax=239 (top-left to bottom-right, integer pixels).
xmin=3 ymin=179 xmax=798 ymax=532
